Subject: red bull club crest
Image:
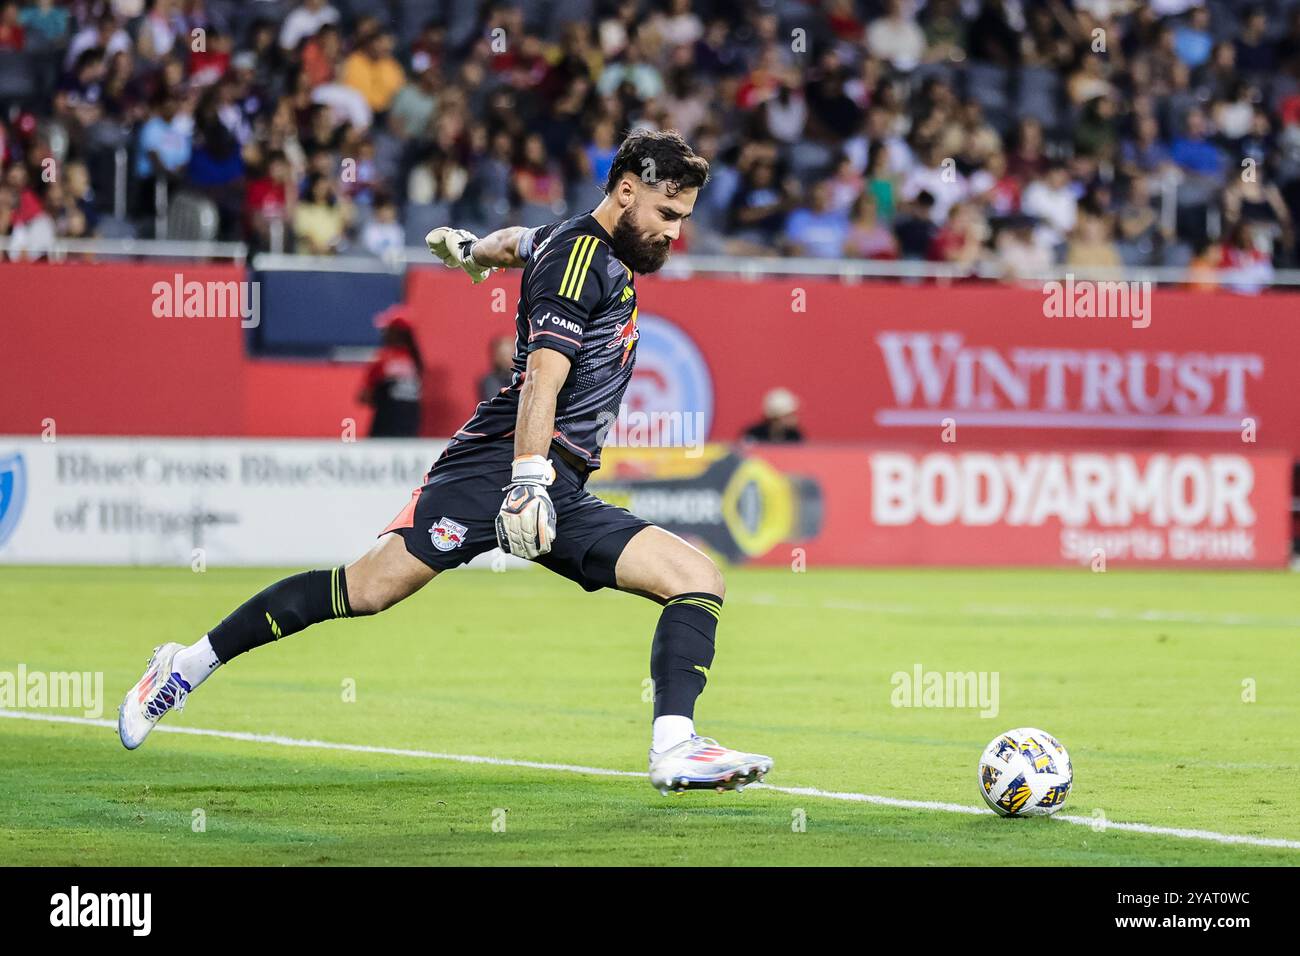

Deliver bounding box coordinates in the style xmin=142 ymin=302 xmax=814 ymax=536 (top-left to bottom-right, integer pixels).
xmin=429 ymin=517 xmax=468 ymax=552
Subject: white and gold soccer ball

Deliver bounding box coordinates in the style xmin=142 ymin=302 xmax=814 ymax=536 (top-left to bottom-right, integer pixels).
xmin=977 ymin=727 xmax=1073 ymax=817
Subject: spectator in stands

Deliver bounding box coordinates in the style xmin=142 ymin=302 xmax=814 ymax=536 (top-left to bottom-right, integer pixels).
xmin=901 ymin=141 xmax=968 ymax=224
xmin=280 ymin=0 xmax=338 ymax=53
xmin=3 ymin=162 xmax=54 ymax=258
xmin=1235 ymin=7 xmax=1276 ymax=77
xmin=596 ymin=33 xmax=663 ymax=99
xmin=844 ymin=192 xmax=898 ymax=260
xmin=300 ymin=22 xmax=340 ymax=88
xmin=134 ymin=92 xmax=192 ymax=214
xmin=66 ymin=13 xmax=130 ymax=68
xmin=1173 ymin=6 xmax=1213 ymax=69
xmin=360 ymin=308 xmax=423 ymax=438
xmin=479 ymin=335 xmax=515 ymax=403
xmin=1222 ymin=168 xmax=1294 ymax=262
xmin=993 ymin=215 xmax=1052 ymax=281
xmin=54 ymin=48 xmax=107 ymax=134
xmin=1066 ymin=211 xmax=1123 ymax=268
xmin=742 ymin=388 xmax=804 ymax=444
xmin=1120 ymin=114 xmax=1173 ymax=178
xmin=865 ymin=0 xmax=924 ymax=73
xmin=1171 ymin=108 xmax=1226 ymax=177
xmin=62 ymin=160 xmax=98 ymax=234
xmin=9 ymin=0 xmax=1300 ymax=275
xmin=1021 ymin=163 xmax=1078 ymax=250
xmin=728 ymin=147 xmax=795 ymax=252
xmin=512 ymin=132 xmax=563 ymax=209
xmin=0 ymin=2 xmax=25 ymax=50
xmin=292 ymin=170 xmax=350 ymax=254
xmin=18 ymin=0 xmax=69 ymax=52
xmin=784 ymin=179 xmax=850 ymax=258
xmin=360 ymin=192 xmax=402 ymax=259
xmin=1005 ymin=116 xmax=1047 ymax=182
xmin=342 ymin=29 xmax=404 ymax=117
xmin=389 ymin=51 xmax=438 ymax=140
xmin=894 ymin=190 xmax=938 ymax=258
xmin=1218 ymin=220 xmax=1273 ymax=294
xmin=1117 ymin=175 xmax=1164 ymax=262
xmin=187 ymin=84 xmax=246 ymax=237
xmin=244 ymin=148 xmax=294 ymax=249
xmin=137 ymin=0 xmax=183 ymax=65
xmin=863 ymin=140 xmax=898 ymax=223
xmin=969 ymin=151 xmax=1020 ymax=217
xmin=928 ymin=200 xmax=987 ymax=271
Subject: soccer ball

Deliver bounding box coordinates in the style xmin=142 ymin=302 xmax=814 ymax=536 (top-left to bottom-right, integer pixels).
xmin=977 ymin=727 xmax=1073 ymax=817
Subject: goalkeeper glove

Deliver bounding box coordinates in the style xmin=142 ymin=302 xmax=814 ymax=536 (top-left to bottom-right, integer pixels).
xmin=495 ymin=455 xmax=557 ymax=559
xmin=425 ymin=226 xmax=492 ymax=284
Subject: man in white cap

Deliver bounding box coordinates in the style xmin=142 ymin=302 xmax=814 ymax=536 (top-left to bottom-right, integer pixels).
xmin=743 ymin=387 xmax=805 ymax=443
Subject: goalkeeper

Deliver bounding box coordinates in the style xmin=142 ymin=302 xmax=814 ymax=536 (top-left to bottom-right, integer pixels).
xmin=117 ymin=130 xmax=773 ymax=795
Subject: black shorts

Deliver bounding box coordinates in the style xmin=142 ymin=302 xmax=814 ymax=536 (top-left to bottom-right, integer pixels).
xmin=381 ymin=439 xmax=652 ymax=592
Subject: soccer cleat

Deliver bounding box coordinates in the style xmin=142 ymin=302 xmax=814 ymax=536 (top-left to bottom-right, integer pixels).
xmin=648 ymin=736 xmax=773 ymax=795
xmin=118 ymin=642 xmax=191 ymax=750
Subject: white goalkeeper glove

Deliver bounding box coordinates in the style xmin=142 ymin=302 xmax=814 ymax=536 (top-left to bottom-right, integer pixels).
xmin=425 ymin=226 xmax=492 ymax=284
xmin=495 ymin=455 xmax=557 ymax=559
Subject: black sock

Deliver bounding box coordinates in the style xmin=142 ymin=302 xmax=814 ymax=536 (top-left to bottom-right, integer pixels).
xmin=207 ymin=566 xmax=352 ymax=663
xmin=650 ymin=592 xmax=721 ymax=720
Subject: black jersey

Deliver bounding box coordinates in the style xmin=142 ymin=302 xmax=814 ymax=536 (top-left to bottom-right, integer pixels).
xmin=450 ymin=212 xmax=638 ymax=470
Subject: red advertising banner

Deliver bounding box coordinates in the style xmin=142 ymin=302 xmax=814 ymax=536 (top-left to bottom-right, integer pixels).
xmin=406 ymin=272 xmax=1300 ymax=456
xmin=3 ymin=263 xmax=1298 ymax=461
xmin=593 ymin=445 xmax=1292 ymax=568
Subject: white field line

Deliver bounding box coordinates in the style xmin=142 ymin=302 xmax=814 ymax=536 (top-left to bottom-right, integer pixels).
xmin=4 ymin=709 xmax=1298 ymax=851
xmin=735 ymin=595 xmax=1300 ymax=629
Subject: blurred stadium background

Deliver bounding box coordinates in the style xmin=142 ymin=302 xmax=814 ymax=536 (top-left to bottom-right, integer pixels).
xmin=1 ymin=0 xmax=1299 ymax=570
xmin=4 ymin=0 xmax=1300 ymax=870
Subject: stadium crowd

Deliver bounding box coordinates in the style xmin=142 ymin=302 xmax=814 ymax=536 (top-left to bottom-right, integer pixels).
xmin=2 ymin=0 xmax=1300 ymax=284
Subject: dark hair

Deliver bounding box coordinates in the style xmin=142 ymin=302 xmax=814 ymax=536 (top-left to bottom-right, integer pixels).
xmin=604 ymin=128 xmax=710 ymax=197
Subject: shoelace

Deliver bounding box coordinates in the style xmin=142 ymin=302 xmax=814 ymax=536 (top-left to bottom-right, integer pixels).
xmin=143 ymin=673 xmax=188 ymax=721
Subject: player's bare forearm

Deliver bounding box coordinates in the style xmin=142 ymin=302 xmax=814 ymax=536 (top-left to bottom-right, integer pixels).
xmin=515 ymin=348 xmax=571 ymax=459
xmin=471 ymin=226 xmax=531 ymax=269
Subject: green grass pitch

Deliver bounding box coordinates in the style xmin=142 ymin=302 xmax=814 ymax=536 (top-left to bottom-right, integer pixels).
xmin=1 ymin=564 xmax=1297 ymax=866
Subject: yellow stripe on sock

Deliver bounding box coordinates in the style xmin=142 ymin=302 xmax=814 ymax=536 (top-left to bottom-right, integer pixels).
xmin=669 ymin=597 xmax=721 ymax=620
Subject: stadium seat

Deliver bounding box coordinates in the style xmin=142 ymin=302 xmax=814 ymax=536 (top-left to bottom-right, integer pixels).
xmin=95 ymin=216 xmax=138 ymax=240
xmin=1117 ymin=239 xmax=1153 ymax=268
xmin=787 ymin=141 xmax=837 ymax=181
xmin=1015 ymin=66 xmax=1063 ymax=131
xmin=398 ymin=0 xmax=445 ymax=46
xmin=443 ymin=0 xmax=482 ymax=50
xmin=403 ymin=201 xmax=452 ymax=247
xmin=0 ymin=51 xmax=37 ymax=107
xmin=339 ymin=0 xmax=396 ymax=21
xmin=545 ymin=0 xmax=596 ymax=34
xmin=518 ymin=201 xmax=566 ymax=228
xmin=964 ymin=62 xmax=1012 ymax=117
xmin=167 ymin=193 xmax=220 ymax=242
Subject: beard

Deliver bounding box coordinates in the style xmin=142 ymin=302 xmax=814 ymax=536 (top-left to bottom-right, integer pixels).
xmin=610 ymin=204 xmax=672 ymax=274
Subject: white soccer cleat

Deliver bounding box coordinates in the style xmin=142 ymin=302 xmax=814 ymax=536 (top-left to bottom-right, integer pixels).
xmin=118 ymin=642 xmax=191 ymax=750
xmin=648 ymin=736 xmax=773 ymax=795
